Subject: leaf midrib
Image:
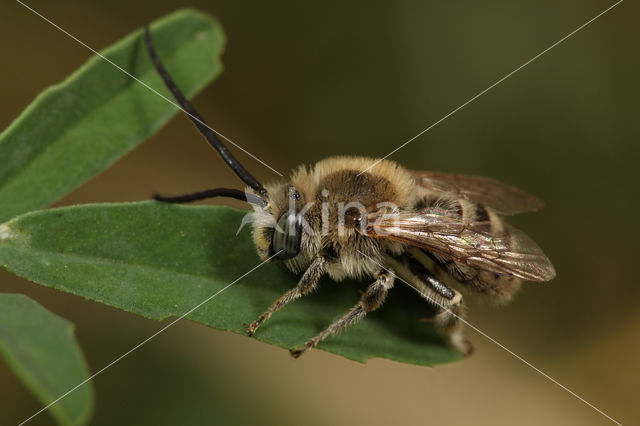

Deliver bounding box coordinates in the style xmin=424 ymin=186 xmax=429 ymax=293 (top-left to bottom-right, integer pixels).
xmin=1 ymin=243 xmax=230 ymax=284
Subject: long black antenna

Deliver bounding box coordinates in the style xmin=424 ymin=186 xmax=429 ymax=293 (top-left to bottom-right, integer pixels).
xmin=154 ymin=187 xmax=266 ymax=207
xmin=143 ymin=27 xmax=267 ymax=196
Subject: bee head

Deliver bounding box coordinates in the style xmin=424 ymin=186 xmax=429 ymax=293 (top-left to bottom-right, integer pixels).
xmin=251 ymin=182 xmax=315 ymax=262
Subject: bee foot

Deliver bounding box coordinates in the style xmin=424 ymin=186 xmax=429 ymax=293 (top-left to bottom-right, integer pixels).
xmin=245 ymin=320 xmax=261 ymax=337
xmin=454 ymin=337 xmax=474 ymax=357
xmin=289 ymin=343 xmax=312 ymax=358
xmin=445 ymin=329 xmax=473 ymax=356
xmin=459 ymin=340 xmax=474 ymax=357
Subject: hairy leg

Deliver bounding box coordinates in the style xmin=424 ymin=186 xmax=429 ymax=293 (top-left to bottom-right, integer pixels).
xmin=387 ymin=254 xmax=473 ymax=356
xmin=290 ymin=269 xmax=394 ymax=358
xmin=246 ymin=256 xmax=327 ymax=336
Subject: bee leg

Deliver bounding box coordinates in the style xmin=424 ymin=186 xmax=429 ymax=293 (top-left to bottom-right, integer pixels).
xmin=433 ymin=290 xmax=473 ymax=357
xmin=290 ymin=270 xmax=394 ymax=358
xmin=388 ymin=256 xmax=473 ymax=356
xmin=412 ymin=275 xmax=472 ymax=356
xmin=246 ymin=256 xmax=327 ymax=337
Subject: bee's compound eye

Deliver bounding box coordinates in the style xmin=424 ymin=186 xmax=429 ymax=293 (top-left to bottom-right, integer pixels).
xmin=271 ymin=211 xmax=302 ymax=260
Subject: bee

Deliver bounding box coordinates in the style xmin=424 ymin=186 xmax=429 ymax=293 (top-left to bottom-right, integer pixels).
xmin=144 ymin=28 xmax=556 ymax=358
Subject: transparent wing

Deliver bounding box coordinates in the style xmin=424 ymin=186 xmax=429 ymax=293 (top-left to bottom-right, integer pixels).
xmin=366 ymin=210 xmax=555 ymax=281
xmin=411 ymin=170 xmax=544 ymax=215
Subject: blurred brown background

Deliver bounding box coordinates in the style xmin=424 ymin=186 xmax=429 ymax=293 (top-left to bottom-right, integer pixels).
xmin=0 ymin=1 xmax=638 ymax=425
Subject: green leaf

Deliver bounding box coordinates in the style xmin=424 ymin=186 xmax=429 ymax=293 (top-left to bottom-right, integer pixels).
xmin=0 ymin=203 xmax=460 ymax=366
xmin=0 ymin=293 xmax=93 ymax=426
xmin=0 ymin=9 xmax=224 ymax=223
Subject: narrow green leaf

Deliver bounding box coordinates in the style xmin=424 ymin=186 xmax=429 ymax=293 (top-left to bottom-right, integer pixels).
xmin=0 ymin=203 xmax=460 ymax=366
xmin=0 ymin=293 xmax=93 ymax=426
xmin=0 ymin=9 xmax=224 ymax=223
